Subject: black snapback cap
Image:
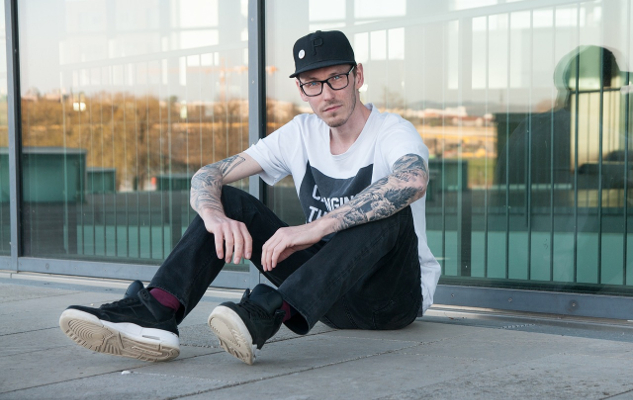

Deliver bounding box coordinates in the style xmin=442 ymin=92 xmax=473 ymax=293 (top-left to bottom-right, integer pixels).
xmin=290 ymin=30 xmax=356 ymax=78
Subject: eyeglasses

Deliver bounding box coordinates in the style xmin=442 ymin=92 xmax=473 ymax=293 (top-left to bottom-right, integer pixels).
xmin=298 ymin=66 xmax=355 ymax=97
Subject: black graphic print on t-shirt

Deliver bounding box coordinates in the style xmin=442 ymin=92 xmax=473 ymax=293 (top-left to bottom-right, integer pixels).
xmin=298 ymin=161 xmax=373 ymax=224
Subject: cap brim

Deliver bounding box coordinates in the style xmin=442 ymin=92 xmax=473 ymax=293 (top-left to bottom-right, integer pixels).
xmin=289 ymin=60 xmax=357 ymax=78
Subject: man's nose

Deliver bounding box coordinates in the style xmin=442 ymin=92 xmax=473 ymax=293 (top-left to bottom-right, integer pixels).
xmin=321 ymin=83 xmax=336 ymax=100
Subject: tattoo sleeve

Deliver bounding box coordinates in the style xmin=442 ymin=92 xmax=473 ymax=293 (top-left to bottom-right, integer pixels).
xmin=326 ymin=153 xmax=428 ymax=232
xmin=190 ymin=155 xmax=246 ymax=214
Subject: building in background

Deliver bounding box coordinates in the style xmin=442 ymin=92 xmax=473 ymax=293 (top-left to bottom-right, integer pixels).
xmin=1 ymin=0 xmax=632 ymax=318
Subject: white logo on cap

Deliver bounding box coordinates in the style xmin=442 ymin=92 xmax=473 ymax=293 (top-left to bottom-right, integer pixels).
xmin=298 ymin=49 xmax=305 ymax=59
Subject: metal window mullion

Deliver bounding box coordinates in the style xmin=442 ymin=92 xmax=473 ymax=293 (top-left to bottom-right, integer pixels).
xmin=5 ymin=0 xmax=22 ymax=270
xmin=504 ymin=13 xmax=511 ymax=280
xmin=441 ymin=24 xmax=446 ymax=277
xmin=526 ymin=9 xmax=534 ymax=281
xmin=456 ymin=18 xmax=471 ymax=278
xmin=550 ymin=6 xmax=557 ymax=282
xmin=597 ymin=48 xmax=605 ymax=284
xmin=622 ymin=0 xmax=632 ymax=287
xmin=572 ymin=16 xmax=580 ymax=283
xmin=624 ymin=67 xmax=631 ymax=285
xmin=484 ymin=15 xmax=490 ymax=278
xmin=248 ymin=0 xmax=265 ymax=287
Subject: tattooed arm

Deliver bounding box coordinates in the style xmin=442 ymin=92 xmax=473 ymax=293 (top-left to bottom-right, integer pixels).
xmin=260 ymin=153 xmax=428 ymax=271
xmin=324 ymin=153 xmax=428 ymax=232
xmin=190 ymin=152 xmax=263 ymax=263
xmin=190 ymin=153 xmax=254 ymax=214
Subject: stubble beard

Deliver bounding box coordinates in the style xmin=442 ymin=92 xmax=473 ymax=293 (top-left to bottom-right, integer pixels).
xmin=322 ymin=89 xmax=357 ymax=128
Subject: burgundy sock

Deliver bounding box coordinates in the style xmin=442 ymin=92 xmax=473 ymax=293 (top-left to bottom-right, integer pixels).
xmin=149 ymin=288 xmax=181 ymax=311
xmin=281 ymin=301 xmax=296 ymax=323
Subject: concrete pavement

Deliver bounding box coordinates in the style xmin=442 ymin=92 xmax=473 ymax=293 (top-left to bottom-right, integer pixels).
xmin=1 ymin=271 xmax=633 ymax=400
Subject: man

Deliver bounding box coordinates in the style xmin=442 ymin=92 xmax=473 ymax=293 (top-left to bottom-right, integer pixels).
xmin=59 ymin=30 xmax=441 ymax=365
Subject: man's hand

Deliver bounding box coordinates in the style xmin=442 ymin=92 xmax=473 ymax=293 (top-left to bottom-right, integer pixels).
xmin=261 ymin=223 xmax=328 ymax=271
xmin=201 ymin=209 xmax=253 ymax=265
xmin=189 ymin=153 xmax=263 ymax=264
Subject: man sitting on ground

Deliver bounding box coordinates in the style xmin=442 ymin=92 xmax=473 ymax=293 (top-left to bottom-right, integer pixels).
xmin=59 ymin=29 xmax=441 ymax=365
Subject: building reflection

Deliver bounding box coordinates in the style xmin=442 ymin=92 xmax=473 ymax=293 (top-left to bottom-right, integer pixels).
xmin=496 ymin=45 xmax=631 ymax=208
xmin=5 ymin=0 xmax=633 ymax=289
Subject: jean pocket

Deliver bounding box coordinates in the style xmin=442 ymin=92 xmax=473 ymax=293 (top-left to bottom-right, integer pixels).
xmin=371 ymin=288 xmax=420 ymax=330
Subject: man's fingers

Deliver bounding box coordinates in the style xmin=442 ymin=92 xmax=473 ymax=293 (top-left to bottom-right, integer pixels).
xmin=262 ymin=242 xmax=271 ymax=271
xmin=268 ymin=240 xmax=290 ymax=270
xmin=266 ymin=238 xmax=284 ymax=271
xmin=224 ymin=232 xmax=234 ymax=263
xmin=241 ymin=225 xmax=253 ymax=260
xmin=262 ymin=237 xmax=275 ymax=271
xmin=214 ymin=229 xmax=224 ymax=260
xmin=232 ymin=231 xmax=244 ymax=264
xmin=204 ymin=217 xmax=253 ymax=264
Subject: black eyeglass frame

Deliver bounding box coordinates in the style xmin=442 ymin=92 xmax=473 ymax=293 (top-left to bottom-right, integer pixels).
xmin=297 ymin=65 xmax=356 ymax=97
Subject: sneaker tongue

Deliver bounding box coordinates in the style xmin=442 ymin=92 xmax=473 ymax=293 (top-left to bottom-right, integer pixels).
xmin=138 ymin=288 xmax=174 ymax=320
xmin=249 ymin=285 xmax=283 ymax=314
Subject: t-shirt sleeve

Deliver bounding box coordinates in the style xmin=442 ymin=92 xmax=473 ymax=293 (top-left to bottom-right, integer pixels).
xmin=244 ymin=124 xmax=293 ymax=186
xmin=380 ymin=118 xmax=430 ymax=172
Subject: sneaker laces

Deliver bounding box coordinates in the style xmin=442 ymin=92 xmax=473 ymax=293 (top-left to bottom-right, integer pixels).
xmin=240 ymin=299 xmax=272 ymax=319
xmin=100 ymin=297 xmax=138 ymax=310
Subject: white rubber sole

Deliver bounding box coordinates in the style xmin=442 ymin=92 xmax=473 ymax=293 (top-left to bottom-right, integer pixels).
xmin=208 ymin=306 xmax=256 ymax=365
xmin=59 ymin=309 xmax=180 ymax=362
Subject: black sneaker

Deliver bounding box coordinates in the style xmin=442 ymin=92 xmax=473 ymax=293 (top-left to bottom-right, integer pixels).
xmin=124 ymin=280 xmax=144 ymax=299
xmin=207 ymin=284 xmax=285 ymax=365
xmin=59 ymin=288 xmax=180 ymax=362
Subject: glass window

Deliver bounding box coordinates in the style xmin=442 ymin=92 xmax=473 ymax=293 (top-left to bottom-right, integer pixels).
xmin=266 ymin=0 xmax=633 ymax=294
xmin=18 ymin=0 xmax=249 ymax=269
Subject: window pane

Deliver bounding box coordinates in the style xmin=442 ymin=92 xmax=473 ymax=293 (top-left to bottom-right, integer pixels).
xmin=266 ymin=0 xmax=633 ymax=294
xmin=18 ymin=0 xmax=249 ymax=269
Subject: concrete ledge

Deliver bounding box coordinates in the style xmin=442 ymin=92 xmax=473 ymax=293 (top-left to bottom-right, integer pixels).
xmin=435 ymin=284 xmax=633 ymax=321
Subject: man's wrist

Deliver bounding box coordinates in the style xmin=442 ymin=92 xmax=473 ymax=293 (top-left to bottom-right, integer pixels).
xmin=312 ymin=215 xmax=338 ymax=237
xmin=199 ymin=206 xmax=225 ymax=220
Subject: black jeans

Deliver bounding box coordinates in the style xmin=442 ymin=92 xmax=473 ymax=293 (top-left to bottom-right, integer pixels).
xmin=150 ymin=186 xmax=421 ymax=335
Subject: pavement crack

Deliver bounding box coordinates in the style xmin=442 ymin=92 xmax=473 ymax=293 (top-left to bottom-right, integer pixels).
xmin=600 ymin=387 xmax=633 ymax=399
xmin=0 ymin=326 xmax=58 ymax=337
xmin=0 ymin=366 xmax=149 ymax=397
xmin=165 ymin=342 xmax=422 ymax=400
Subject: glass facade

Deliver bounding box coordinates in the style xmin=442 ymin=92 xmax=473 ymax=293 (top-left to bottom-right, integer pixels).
xmin=266 ymin=0 xmax=633 ymax=294
xmin=1 ymin=0 xmax=632 ymax=315
xmin=16 ymin=0 xmax=250 ymax=269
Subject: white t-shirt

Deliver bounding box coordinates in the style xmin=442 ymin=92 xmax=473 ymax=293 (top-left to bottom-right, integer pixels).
xmin=245 ymin=104 xmax=441 ymax=314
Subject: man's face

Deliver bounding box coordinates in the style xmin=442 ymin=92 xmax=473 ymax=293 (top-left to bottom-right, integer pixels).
xmin=296 ymin=64 xmax=361 ymax=128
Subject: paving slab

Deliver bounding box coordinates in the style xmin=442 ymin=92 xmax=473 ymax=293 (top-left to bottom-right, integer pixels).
xmin=0 ymin=333 xmax=417 ymax=399
xmin=374 ymin=353 xmax=633 ymax=400
xmin=392 ymin=327 xmax=603 ymax=362
xmin=0 ymin=344 xmax=148 ymax=394
xmin=0 ymin=293 xmax=123 ymax=335
xmin=0 ymin=336 xmax=222 ymax=395
xmin=180 ymin=341 xmax=519 ymax=400
xmin=0 ymin=370 xmax=224 ymax=400
xmin=0 ymin=282 xmax=78 ymax=303
xmin=0 ymin=328 xmax=70 ymax=358
xmin=327 ymin=319 xmax=493 ymax=343
xmin=140 ymin=332 xmax=418 ymax=377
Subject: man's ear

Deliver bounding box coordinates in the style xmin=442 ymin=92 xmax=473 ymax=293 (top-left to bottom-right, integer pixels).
xmin=296 ymin=79 xmax=309 ymax=101
xmin=354 ymin=64 xmax=365 ymax=90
